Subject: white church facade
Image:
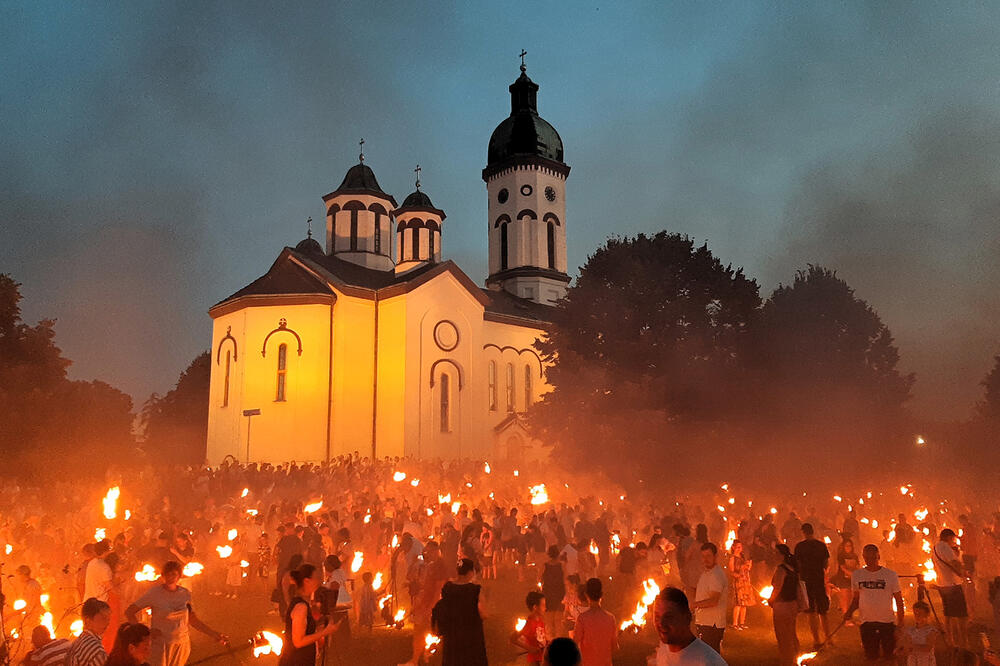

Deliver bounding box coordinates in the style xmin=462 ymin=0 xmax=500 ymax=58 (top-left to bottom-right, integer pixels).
xmin=205 ymin=65 xmax=571 ymax=464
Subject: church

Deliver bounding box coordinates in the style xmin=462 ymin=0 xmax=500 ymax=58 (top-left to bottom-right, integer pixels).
xmin=205 ymin=63 xmax=571 ymax=465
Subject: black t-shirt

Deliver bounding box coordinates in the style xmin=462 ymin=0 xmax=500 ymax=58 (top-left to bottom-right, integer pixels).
xmin=794 ymin=538 xmax=829 ymax=581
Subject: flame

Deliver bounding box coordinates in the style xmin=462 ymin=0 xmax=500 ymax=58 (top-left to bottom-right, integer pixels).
xmin=394 ymin=608 xmax=406 ymax=623
xmin=134 ymin=564 xmax=158 ymax=582
xmin=621 ymin=579 xmax=661 ymax=632
xmin=12 ymin=599 xmax=26 ymax=611
xmin=393 ymin=471 xmax=407 ymax=482
xmin=246 ymin=509 xmax=259 ymax=516
xmin=373 ymin=572 xmax=384 ymax=591
xmin=183 ymin=562 xmax=205 ymax=577
xmin=769 ymin=507 xmax=778 ymax=515
xmin=40 ymin=594 xmax=49 ymax=606
xmin=4 ymin=544 xmax=11 ymax=555
xmin=529 ymin=484 xmax=549 ymax=505
xmin=94 ymin=527 xmax=106 ymax=541
xmin=253 ymin=630 xmax=283 ymax=657
xmin=303 ymin=501 xmax=323 ymax=514
xmin=241 ymin=487 xmax=249 ymax=498
xmin=759 ymin=585 xmax=774 ymax=606
xmin=426 ymin=507 xmax=434 ymax=516
xmin=424 ymin=633 xmax=441 ymax=652
xmin=922 ymin=540 xmax=932 ymax=553
xmin=823 ymin=536 xmax=832 ymax=544
xmin=216 ymin=544 xmax=233 ymax=558
xmin=102 ymin=486 xmax=120 ymax=520
xmin=41 ymin=612 xmax=54 ymax=638
xmin=796 ymin=652 xmax=818 ymax=665
xmin=391 ymin=535 xmax=399 ymax=549
xmin=515 ymin=617 xmax=527 ymax=632
xmin=900 ymin=486 xmax=910 ymax=495
xmin=915 ymin=508 xmax=929 ymax=521
xmin=240 ymin=560 xmax=250 ymax=568
xmin=438 ymin=493 xmax=451 ymax=504
xmin=611 ymin=533 xmax=622 ymax=555
xmin=363 ymin=513 xmax=371 ymax=524
xmin=872 ymin=519 xmax=879 ymax=529
xmin=124 ymin=509 xmax=131 ymax=520
xmin=378 ymin=593 xmax=392 ymax=609
xmin=451 ymin=501 xmax=461 ymax=515
xmin=351 ymin=551 xmax=364 ymax=573
xmin=513 ymin=470 xmax=519 ymax=477
xmin=589 ymin=540 xmax=599 ymax=556
xmin=833 ymin=495 xmax=842 ymax=502
xmin=227 ymin=528 xmax=238 ymax=541
xmin=410 ymin=478 xmax=420 ymax=487
xmin=484 ymin=462 xmax=491 ymax=474
xmin=716 ymin=505 xmax=726 ymax=513
xmin=725 ymin=530 xmax=736 ymax=552
xmin=70 ymin=620 xmax=83 ymax=637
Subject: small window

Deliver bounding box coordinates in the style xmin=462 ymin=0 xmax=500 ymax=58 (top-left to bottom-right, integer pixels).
xmin=349 ymin=210 xmax=359 ymax=251
xmin=524 ymin=364 xmax=533 ymax=410
xmin=505 ymin=363 xmax=515 ymax=413
xmin=500 ymin=223 xmax=509 ymax=271
xmin=428 ymin=231 xmax=435 ymax=261
xmin=488 ymin=361 xmax=498 ymax=412
xmin=374 ymin=213 xmax=382 ymax=254
xmin=547 ymin=221 xmax=556 ymax=270
xmin=440 ymin=373 xmax=451 ymax=433
xmin=276 ymin=343 xmax=287 ymax=401
xmin=411 ymin=227 xmax=419 ymax=261
xmin=222 ymin=350 xmax=231 ymax=407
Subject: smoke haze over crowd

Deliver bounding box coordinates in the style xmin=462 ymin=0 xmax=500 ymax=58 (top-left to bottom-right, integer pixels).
xmin=2 ymin=2 xmax=998 ymax=418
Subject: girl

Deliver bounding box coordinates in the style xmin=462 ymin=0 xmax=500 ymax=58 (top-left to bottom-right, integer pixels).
xmin=728 ymin=540 xmax=755 ymax=630
xmin=105 ymin=623 xmax=152 ymax=666
xmin=281 ymin=564 xmax=340 ymax=666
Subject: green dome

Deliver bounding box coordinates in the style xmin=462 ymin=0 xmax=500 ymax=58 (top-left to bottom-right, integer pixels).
xmin=487 ymin=69 xmax=564 ymax=166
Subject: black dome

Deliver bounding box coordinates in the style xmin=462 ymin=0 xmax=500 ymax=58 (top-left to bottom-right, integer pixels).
xmin=487 ymin=69 xmax=564 ymax=166
xmin=337 ymin=163 xmax=387 ymax=195
xmin=401 ymin=190 xmax=435 ymax=209
xmin=294 ymin=237 xmax=324 ymax=256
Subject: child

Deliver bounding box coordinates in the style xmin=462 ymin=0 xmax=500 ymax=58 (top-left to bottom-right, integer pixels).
xmin=540 ymin=545 xmax=566 ymax=639
xmin=256 ymin=532 xmax=271 ymax=580
xmin=511 ymin=590 xmax=549 ymax=664
xmin=356 ymin=571 xmax=377 ymax=633
xmin=902 ymin=601 xmax=939 ymax=666
xmin=564 ymin=583 xmax=588 ymax=638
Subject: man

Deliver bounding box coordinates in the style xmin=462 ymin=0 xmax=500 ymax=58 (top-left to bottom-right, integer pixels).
xmin=126 ymin=560 xmax=229 ymax=666
xmin=691 ymin=543 xmax=728 ymax=654
xmin=843 ymin=544 xmax=904 ymax=661
xmin=5 ymin=565 xmax=43 ymax=628
xmin=400 ymin=541 xmax=450 ymax=666
xmin=653 ymin=587 xmax=727 ymax=665
xmin=66 ymin=598 xmax=111 ymax=666
xmin=83 ymin=540 xmax=113 ymax=602
xmin=934 ymin=528 xmax=969 ymax=649
xmin=23 ymin=625 xmax=71 ymax=666
xmin=573 ymin=578 xmax=617 ymax=666
xmin=794 ymin=523 xmax=832 ymax=649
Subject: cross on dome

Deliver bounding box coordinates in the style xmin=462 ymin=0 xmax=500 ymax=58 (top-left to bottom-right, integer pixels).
xmin=519 ymin=49 xmax=527 ymax=72
xmin=414 ymin=164 xmax=422 ymax=190
xmin=359 ymin=138 xmax=365 ymax=164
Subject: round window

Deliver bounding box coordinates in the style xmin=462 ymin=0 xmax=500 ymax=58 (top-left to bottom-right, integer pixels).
xmin=520 ymin=184 xmax=533 ymax=196
xmin=545 ymin=186 xmax=556 ymax=202
xmin=433 ymin=321 xmax=460 ymax=351
xmin=497 ymin=188 xmax=509 ymax=204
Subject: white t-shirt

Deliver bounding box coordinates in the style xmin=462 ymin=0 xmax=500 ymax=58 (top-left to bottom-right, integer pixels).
xmin=83 ymin=558 xmax=112 ymax=602
xmin=131 ymin=585 xmax=193 ymax=641
xmin=933 ymin=542 xmax=962 ymax=587
xmin=851 ymin=566 xmax=901 ymax=624
xmin=561 ymin=544 xmax=579 ymax=577
xmin=694 ymin=565 xmax=728 ymax=629
xmin=656 ymin=638 xmax=728 ymax=665
xmin=327 ymin=568 xmax=352 ymax=604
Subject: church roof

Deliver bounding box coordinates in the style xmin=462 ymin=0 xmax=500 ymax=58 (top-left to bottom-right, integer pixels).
xmin=486 ymin=68 xmax=565 ymax=171
xmin=323 ymin=163 xmax=398 ymax=206
xmin=211 ymin=247 xmax=553 ymax=329
xmin=294 ymin=236 xmax=324 ymax=256
xmin=395 ymin=189 xmax=446 ymax=220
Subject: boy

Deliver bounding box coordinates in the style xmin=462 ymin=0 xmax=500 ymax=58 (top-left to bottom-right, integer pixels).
xmin=901 ymin=601 xmax=939 ymax=666
xmin=512 ymin=590 xmax=549 ymax=663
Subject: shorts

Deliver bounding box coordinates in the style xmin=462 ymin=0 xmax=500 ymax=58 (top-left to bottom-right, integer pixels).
xmin=803 ymin=577 xmax=830 ymax=614
xmin=859 ymin=622 xmax=896 ymax=660
xmin=939 ymin=584 xmax=968 ymax=618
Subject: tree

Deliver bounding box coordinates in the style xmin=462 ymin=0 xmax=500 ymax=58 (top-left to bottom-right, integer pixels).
xmin=529 ymin=232 xmax=760 ymax=477
xmin=753 ymin=266 xmax=914 ymax=462
xmin=977 ymin=354 xmax=1000 ymax=422
xmin=0 ymin=274 xmax=135 ymax=476
xmin=141 ymin=351 xmax=210 ymax=464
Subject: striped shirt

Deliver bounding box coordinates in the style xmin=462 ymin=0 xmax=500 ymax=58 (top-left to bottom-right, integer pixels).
xmin=25 ymin=638 xmax=71 ymax=666
xmin=66 ymin=630 xmax=106 ymax=666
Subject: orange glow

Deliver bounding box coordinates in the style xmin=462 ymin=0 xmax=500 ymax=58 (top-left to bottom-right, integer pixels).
xmin=102 ymin=486 xmax=120 ymax=520
xmin=253 ymin=630 xmax=283 ymax=658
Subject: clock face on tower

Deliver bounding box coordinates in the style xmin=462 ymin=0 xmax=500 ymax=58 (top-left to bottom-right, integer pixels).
xmin=497 ymin=188 xmax=509 ymax=204
xmin=545 ymin=186 xmax=556 ymax=202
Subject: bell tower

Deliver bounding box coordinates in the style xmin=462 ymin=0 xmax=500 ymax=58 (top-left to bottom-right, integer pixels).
xmin=483 ymin=58 xmax=570 ymax=305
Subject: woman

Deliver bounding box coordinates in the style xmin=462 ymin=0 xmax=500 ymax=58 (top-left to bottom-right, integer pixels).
xmin=105 ymin=623 xmax=152 ymax=666
xmin=728 ymin=540 xmax=754 ymax=630
xmin=278 ymin=554 xmax=305 ymax=617
xmin=281 ymin=564 xmax=340 ymax=666
xmin=831 ymin=537 xmax=859 ymax=615
xmin=431 ymin=558 xmax=487 ymax=666
xmin=769 ymin=543 xmax=801 ymax=666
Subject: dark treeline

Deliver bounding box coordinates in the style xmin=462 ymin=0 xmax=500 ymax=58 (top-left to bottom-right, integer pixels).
xmin=529 ymin=232 xmax=999 ymax=490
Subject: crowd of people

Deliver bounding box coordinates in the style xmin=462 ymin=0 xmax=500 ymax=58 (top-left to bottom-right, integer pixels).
xmin=2 ymin=456 xmax=1000 ymax=665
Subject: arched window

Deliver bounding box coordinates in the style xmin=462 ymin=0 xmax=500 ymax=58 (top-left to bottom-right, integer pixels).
xmin=275 ymin=343 xmax=288 ymax=401
xmin=440 ymin=373 xmax=451 ymax=433
xmin=428 ymin=231 xmax=435 ymax=261
xmin=488 ymin=361 xmax=498 ymax=411
xmin=349 ymin=210 xmax=359 ymax=251
xmin=524 ymin=364 xmax=533 ymax=410
xmin=374 ymin=215 xmax=382 ymax=254
xmin=505 ymin=362 xmax=515 ymax=413
xmin=222 ymin=350 xmax=231 ymax=407
xmin=547 ymin=222 xmax=556 ymax=270
xmin=411 ymin=227 xmax=419 ymax=260
xmin=500 ymin=223 xmax=509 ymax=271
xmin=398 ymin=230 xmax=405 ymax=261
